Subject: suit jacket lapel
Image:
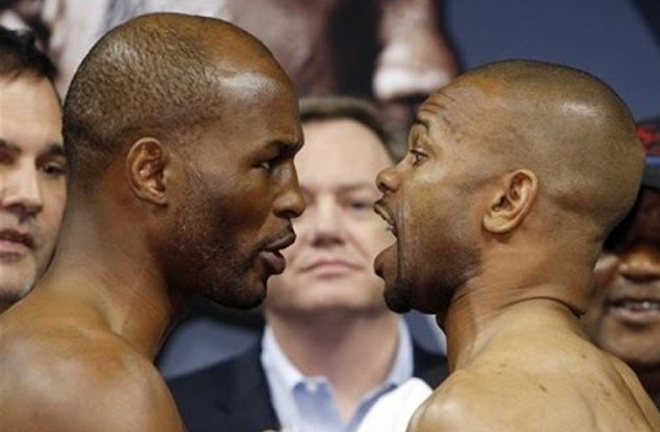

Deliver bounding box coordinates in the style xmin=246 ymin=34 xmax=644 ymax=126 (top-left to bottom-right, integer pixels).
xmin=211 ymin=347 xmax=281 ymax=432
xmin=412 ymin=342 xmax=448 ymax=388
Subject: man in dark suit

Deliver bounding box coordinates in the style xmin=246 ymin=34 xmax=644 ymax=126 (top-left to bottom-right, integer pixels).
xmin=168 ymin=96 xmax=447 ymax=432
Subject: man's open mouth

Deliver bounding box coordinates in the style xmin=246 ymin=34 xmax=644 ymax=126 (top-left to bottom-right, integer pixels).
xmin=374 ymin=202 xmax=398 ymax=238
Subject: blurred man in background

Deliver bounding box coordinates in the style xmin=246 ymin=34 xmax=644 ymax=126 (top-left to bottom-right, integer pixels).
xmin=0 ymin=26 xmax=65 ymax=314
xmin=584 ymin=117 xmax=660 ymax=407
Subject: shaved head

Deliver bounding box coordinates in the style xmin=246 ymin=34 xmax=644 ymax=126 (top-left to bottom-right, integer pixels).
xmin=439 ymin=60 xmax=644 ymax=245
xmin=63 ymin=13 xmax=291 ymax=188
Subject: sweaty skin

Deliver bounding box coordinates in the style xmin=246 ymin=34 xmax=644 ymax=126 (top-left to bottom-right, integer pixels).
xmin=374 ymin=60 xmax=660 ymax=431
xmin=0 ymin=14 xmax=304 ymax=432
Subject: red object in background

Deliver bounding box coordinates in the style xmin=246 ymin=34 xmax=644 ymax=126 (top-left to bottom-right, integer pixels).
xmin=637 ymin=117 xmax=660 ymax=155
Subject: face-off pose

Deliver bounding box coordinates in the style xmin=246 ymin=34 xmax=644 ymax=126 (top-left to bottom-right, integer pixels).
xmin=374 ymin=60 xmax=660 ymax=431
xmin=0 ymin=13 xmax=304 ymax=432
xmin=168 ymin=97 xmax=446 ymax=432
xmin=584 ymin=121 xmax=660 ymax=407
xmin=0 ymin=27 xmax=65 ymax=314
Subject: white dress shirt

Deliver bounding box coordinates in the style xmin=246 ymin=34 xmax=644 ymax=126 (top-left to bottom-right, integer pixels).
xmin=261 ymin=319 xmax=414 ymax=432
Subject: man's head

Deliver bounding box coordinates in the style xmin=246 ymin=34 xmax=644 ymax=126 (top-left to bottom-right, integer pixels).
xmin=0 ymin=27 xmax=64 ymax=312
xmin=583 ymin=120 xmax=660 ymax=388
xmin=264 ymin=96 xmax=403 ymax=320
xmin=374 ymin=59 xmax=644 ymax=315
xmin=62 ymin=13 xmax=304 ymax=309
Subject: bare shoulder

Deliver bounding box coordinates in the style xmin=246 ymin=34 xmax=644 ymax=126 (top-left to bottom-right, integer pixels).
xmin=407 ymin=359 xmax=660 ymax=432
xmin=406 ymin=369 xmax=517 ymax=432
xmin=603 ymin=352 xmax=660 ymax=429
xmin=0 ymin=322 xmax=185 ymax=432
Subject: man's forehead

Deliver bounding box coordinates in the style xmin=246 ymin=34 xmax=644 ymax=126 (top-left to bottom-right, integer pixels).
xmin=220 ymin=68 xmax=293 ymax=100
xmin=416 ymin=87 xmax=474 ymax=136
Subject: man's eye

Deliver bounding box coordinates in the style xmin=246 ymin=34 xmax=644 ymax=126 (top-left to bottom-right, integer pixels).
xmin=348 ymin=200 xmax=372 ymax=211
xmin=410 ymin=149 xmax=427 ymax=166
xmin=258 ymin=159 xmax=276 ymax=171
xmin=41 ymin=161 xmax=66 ymax=176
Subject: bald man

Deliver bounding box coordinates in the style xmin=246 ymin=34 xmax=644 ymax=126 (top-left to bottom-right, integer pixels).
xmin=0 ymin=13 xmax=304 ymax=432
xmin=374 ymin=60 xmax=660 ymax=431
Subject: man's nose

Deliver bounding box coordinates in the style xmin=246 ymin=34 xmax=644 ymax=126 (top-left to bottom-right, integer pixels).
xmin=1 ymin=167 xmax=44 ymax=217
xmin=618 ymin=246 xmax=660 ymax=283
xmin=273 ymin=163 xmax=306 ymax=220
xmin=376 ymin=164 xmax=401 ymax=194
xmin=308 ymin=198 xmax=345 ymax=247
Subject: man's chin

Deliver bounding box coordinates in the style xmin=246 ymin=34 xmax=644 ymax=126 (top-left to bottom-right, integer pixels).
xmin=204 ymin=279 xmax=267 ymax=310
xmin=0 ymin=270 xmax=36 ymax=304
xmin=383 ymin=282 xmax=412 ymax=314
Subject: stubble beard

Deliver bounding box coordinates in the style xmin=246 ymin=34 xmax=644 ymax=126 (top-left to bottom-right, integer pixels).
xmin=383 ymin=248 xmax=413 ymax=313
xmin=0 ymin=276 xmax=34 ymax=310
xmin=165 ymin=172 xmax=258 ymax=309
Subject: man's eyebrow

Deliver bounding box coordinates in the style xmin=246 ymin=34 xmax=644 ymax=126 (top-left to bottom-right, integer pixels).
xmin=41 ymin=143 xmax=65 ymax=157
xmin=0 ymin=138 xmax=19 ymax=152
xmin=0 ymin=140 xmax=65 ymax=157
xmin=412 ymin=116 xmax=431 ymax=132
xmin=271 ymin=138 xmax=303 ymax=155
xmin=337 ymin=183 xmax=377 ymax=193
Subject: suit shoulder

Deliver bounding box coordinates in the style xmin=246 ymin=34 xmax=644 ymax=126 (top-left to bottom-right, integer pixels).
xmin=412 ymin=340 xmax=448 ymax=382
xmin=166 ymin=345 xmax=280 ymax=432
xmin=167 ymin=345 xmax=262 ymax=393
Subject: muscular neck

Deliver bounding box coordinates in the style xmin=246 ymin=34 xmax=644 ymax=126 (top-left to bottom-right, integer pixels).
xmin=35 ymin=198 xmax=183 ymax=361
xmin=266 ymin=310 xmax=401 ymax=420
xmin=442 ymin=242 xmax=594 ymax=371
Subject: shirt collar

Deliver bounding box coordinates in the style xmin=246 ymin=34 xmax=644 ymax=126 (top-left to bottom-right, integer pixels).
xmin=261 ymin=318 xmax=412 ymax=392
xmin=261 ymin=325 xmax=309 ymax=392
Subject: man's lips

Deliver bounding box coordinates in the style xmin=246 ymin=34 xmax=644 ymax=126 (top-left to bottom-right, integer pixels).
xmin=606 ymin=292 xmax=660 ymax=325
xmin=373 ymin=201 xmax=397 ymax=237
xmin=301 ymin=258 xmax=361 ymax=275
xmin=0 ymin=229 xmax=35 ymax=254
xmin=260 ymin=230 xmax=297 ymax=275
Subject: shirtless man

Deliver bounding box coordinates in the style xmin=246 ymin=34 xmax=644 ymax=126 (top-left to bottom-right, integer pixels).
xmin=0 ymin=27 xmax=65 ymax=314
xmin=0 ymin=13 xmax=304 ymax=432
xmin=373 ymin=59 xmax=660 ymax=431
xmin=583 ymin=123 xmax=660 ymax=406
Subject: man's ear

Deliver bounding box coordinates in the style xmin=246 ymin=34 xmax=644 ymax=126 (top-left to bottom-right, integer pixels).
xmin=482 ymin=169 xmax=538 ymax=234
xmin=125 ymin=137 xmax=171 ymax=206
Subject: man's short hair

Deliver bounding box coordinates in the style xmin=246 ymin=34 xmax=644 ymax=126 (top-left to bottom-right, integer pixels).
xmin=300 ymin=96 xmax=406 ymax=162
xmin=62 ymin=14 xmax=277 ymax=188
xmin=0 ymin=26 xmax=57 ymax=82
